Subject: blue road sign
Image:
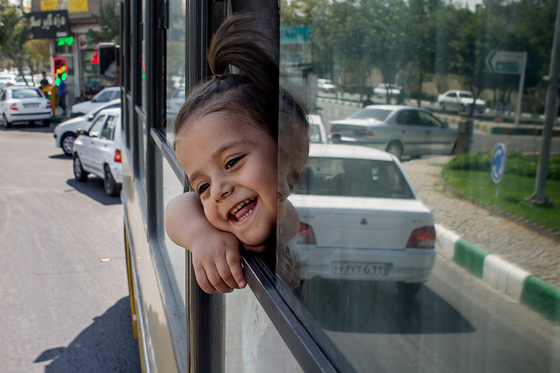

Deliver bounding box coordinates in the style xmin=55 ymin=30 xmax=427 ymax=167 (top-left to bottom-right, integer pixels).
xmin=491 ymin=143 xmax=507 ymax=183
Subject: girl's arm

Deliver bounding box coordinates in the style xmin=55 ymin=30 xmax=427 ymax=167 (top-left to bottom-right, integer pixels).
xmin=164 ymin=192 xmax=246 ymax=293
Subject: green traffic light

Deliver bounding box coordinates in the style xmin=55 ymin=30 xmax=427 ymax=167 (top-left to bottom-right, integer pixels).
xmin=55 ymin=77 xmax=61 ymax=86
xmin=61 ymin=73 xmax=67 ymax=81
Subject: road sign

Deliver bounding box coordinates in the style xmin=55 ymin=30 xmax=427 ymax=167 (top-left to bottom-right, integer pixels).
xmin=485 ymin=50 xmax=525 ymax=75
xmin=491 ymin=143 xmax=507 ymax=184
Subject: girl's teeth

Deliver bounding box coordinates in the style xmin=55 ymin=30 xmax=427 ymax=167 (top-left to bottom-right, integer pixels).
xmin=237 ymin=210 xmax=253 ymax=221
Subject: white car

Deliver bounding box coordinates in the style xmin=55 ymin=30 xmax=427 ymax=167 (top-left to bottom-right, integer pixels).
xmin=317 ymin=79 xmax=336 ymax=93
xmin=329 ymin=105 xmax=457 ymax=160
xmin=54 ymin=99 xmax=121 ymax=156
xmin=14 ymin=75 xmax=34 ymax=86
xmin=373 ymin=83 xmax=402 ymax=98
xmin=290 ymin=143 xmax=436 ymax=297
xmin=437 ymin=90 xmax=486 ymax=114
xmin=72 ymin=107 xmax=122 ymax=196
xmin=0 ymin=86 xmax=52 ymax=128
xmin=307 ymin=114 xmax=328 ymax=144
xmin=71 ymin=87 xmax=121 ymax=117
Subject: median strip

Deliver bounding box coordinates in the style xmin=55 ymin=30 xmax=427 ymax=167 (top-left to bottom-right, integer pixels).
xmin=435 ymin=224 xmax=560 ymax=323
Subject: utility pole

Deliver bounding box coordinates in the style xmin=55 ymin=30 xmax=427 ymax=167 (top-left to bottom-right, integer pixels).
xmin=526 ymin=0 xmax=560 ymax=206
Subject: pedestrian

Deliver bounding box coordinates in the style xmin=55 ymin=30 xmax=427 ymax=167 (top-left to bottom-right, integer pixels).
xmin=39 ymin=71 xmax=49 ymax=87
xmin=362 ymin=93 xmax=374 ymax=107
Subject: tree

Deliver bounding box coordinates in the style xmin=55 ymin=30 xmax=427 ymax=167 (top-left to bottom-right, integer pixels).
xmin=0 ymin=0 xmax=32 ymax=79
xmin=87 ymin=0 xmax=120 ymax=44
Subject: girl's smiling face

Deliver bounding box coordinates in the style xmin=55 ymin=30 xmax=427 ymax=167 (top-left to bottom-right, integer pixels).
xmin=175 ymin=111 xmax=283 ymax=248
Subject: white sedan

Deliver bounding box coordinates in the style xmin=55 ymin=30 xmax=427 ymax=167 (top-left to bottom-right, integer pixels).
xmin=437 ymin=90 xmax=486 ymax=114
xmin=290 ymin=144 xmax=436 ymax=297
xmin=73 ymin=107 xmax=122 ymax=196
xmin=71 ymin=87 xmax=121 ymax=117
xmin=373 ymin=83 xmax=402 ymax=98
xmin=54 ymin=99 xmax=121 ymax=156
xmin=329 ymin=105 xmax=457 ymax=160
xmin=0 ymin=86 xmax=52 ymax=127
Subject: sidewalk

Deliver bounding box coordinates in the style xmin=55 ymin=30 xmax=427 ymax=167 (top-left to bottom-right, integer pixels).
xmin=401 ymin=157 xmax=560 ymax=322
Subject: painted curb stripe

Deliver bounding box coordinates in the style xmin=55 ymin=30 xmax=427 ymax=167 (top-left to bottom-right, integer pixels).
xmin=482 ymin=254 xmax=529 ymax=301
xmin=435 ymin=224 xmax=459 ymax=260
xmin=520 ymin=276 xmax=560 ymax=323
xmin=453 ymin=238 xmax=489 ymax=278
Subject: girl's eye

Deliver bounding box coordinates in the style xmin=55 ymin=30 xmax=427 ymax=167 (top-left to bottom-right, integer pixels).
xmin=197 ymin=183 xmax=210 ymax=195
xmin=225 ymin=155 xmax=244 ymax=170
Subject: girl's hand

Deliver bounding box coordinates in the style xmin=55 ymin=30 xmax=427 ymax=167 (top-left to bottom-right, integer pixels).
xmin=190 ymin=229 xmax=247 ymax=294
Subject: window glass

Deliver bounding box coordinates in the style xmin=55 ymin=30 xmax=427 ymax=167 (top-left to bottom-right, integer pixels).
xmin=279 ymin=0 xmax=560 ymax=371
xmin=166 ymin=0 xmax=186 ymax=143
xmin=12 ymin=89 xmax=41 ymax=99
xmin=88 ymin=115 xmax=106 ymax=137
xmin=141 ymin=0 xmax=147 ymax=111
xmin=418 ymin=111 xmax=441 ymax=128
xmin=92 ymin=90 xmax=113 ymax=102
xmin=100 ymin=115 xmax=117 ymax=140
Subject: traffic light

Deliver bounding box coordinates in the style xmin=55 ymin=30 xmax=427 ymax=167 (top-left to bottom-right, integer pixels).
xmin=53 ymin=58 xmax=68 ymax=87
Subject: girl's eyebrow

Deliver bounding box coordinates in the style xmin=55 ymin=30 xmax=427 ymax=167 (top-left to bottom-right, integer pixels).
xmin=212 ymin=139 xmax=254 ymax=159
xmin=187 ymin=139 xmax=254 ymax=182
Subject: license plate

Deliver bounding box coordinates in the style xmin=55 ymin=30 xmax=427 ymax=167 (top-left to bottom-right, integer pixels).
xmin=340 ymin=128 xmax=357 ymax=136
xmin=24 ymin=104 xmax=39 ymax=108
xmin=331 ymin=262 xmax=390 ymax=276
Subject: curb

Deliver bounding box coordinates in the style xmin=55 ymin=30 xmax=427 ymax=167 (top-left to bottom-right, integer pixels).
xmin=435 ymin=224 xmax=560 ymax=323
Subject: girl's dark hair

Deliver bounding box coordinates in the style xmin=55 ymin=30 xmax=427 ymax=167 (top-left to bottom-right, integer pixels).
xmin=173 ymin=13 xmax=307 ymax=145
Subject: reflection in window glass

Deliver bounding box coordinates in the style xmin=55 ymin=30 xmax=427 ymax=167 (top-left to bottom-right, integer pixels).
xmin=279 ymin=0 xmax=560 ymax=371
xmin=166 ymin=0 xmax=186 ymax=143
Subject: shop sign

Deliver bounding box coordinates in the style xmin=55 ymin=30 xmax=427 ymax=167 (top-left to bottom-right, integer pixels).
xmin=25 ymin=11 xmax=70 ymax=39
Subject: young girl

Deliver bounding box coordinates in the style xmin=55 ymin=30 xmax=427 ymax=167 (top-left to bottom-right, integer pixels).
xmin=164 ymin=14 xmax=309 ymax=294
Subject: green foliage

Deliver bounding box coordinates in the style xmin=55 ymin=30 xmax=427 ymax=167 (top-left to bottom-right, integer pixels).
xmin=447 ymin=150 xmax=560 ymax=181
xmin=442 ymin=168 xmax=560 ymax=232
xmin=282 ymin=0 xmax=556 ymax=113
xmin=87 ymin=0 xmax=120 ymax=44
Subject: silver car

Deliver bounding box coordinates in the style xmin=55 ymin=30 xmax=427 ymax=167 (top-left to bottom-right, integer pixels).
xmin=329 ymin=105 xmax=457 ymax=160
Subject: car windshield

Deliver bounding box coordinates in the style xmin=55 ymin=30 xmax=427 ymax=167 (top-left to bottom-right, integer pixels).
xmin=459 ymin=92 xmax=473 ymax=98
xmin=293 ymin=157 xmax=415 ymax=199
xmin=349 ymin=108 xmax=393 ymax=121
xmin=12 ymin=89 xmax=41 ymax=99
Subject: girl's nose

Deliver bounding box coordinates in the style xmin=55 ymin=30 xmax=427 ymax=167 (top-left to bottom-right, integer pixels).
xmin=211 ymin=178 xmax=233 ymax=202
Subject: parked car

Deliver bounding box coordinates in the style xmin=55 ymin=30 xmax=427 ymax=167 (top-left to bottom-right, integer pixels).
xmin=71 ymin=87 xmax=121 ymax=117
xmin=0 ymin=86 xmax=51 ymax=128
xmin=14 ymin=75 xmax=34 ymax=86
xmin=72 ymin=107 xmax=122 ymax=196
xmin=307 ymin=114 xmax=328 ymax=144
xmin=329 ymin=105 xmax=457 ymax=160
xmin=290 ymin=143 xmax=436 ymax=297
xmin=54 ymin=99 xmax=121 ymax=156
xmin=317 ymin=79 xmax=336 ymax=93
xmin=374 ymin=83 xmax=402 ymax=98
xmin=437 ymin=90 xmax=486 ymax=114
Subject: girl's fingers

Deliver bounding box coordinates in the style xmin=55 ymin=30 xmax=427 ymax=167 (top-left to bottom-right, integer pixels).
xmin=226 ymin=252 xmax=246 ymax=289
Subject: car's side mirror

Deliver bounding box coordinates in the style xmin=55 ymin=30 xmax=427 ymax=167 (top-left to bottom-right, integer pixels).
xmin=86 ymin=114 xmax=95 ymax=121
xmin=77 ymin=129 xmax=87 ymax=136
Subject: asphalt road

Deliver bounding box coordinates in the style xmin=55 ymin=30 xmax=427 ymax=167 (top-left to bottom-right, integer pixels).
xmin=0 ymin=123 xmax=140 ymax=372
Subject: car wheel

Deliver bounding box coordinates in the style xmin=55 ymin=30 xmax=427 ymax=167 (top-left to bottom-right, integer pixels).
xmin=104 ymin=165 xmax=121 ymax=197
xmin=441 ymin=103 xmax=446 ymax=111
xmin=386 ymin=142 xmax=403 ymax=160
xmin=73 ymin=155 xmax=88 ymax=182
xmin=3 ymin=114 xmax=11 ymax=128
xmin=61 ymin=133 xmax=77 ymax=156
xmin=396 ymin=282 xmax=422 ymax=298
xmin=43 ymin=119 xmax=50 ymax=127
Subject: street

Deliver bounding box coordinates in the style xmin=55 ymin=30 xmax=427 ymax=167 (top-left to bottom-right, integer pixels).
xmin=0 ymin=124 xmax=140 ymax=372
xmin=1 ymin=119 xmax=559 ymax=373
